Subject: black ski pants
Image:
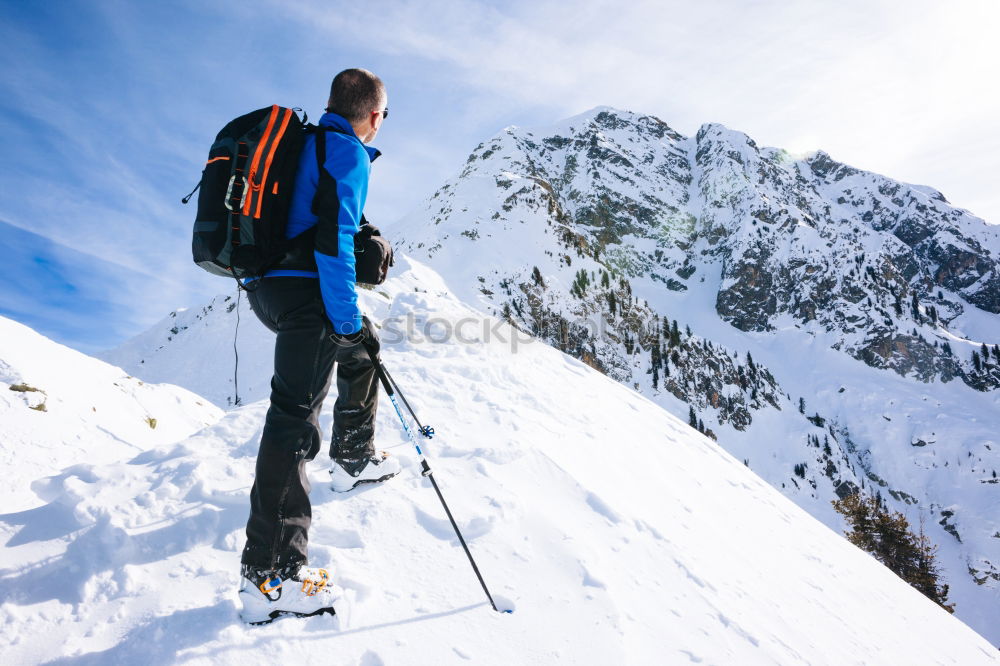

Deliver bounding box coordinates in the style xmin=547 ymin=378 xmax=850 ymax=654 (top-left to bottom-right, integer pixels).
xmin=241 ymin=277 xmax=378 ymax=570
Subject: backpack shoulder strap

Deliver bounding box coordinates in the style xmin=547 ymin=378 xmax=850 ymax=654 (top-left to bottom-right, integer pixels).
xmin=312 ymin=125 xmax=349 ymax=169
xmin=314 ymin=124 xmax=325 ymax=171
xmin=310 ymin=125 xmax=351 ymax=233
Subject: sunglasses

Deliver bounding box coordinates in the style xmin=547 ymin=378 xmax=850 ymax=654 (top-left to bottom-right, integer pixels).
xmin=323 ymin=107 xmax=388 ymax=120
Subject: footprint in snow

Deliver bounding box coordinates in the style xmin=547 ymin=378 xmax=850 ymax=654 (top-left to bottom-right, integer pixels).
xmin=312 ymin=526 xmax=364 ymax=549
xmin=678 ymin=649 xmax=704 ymax=663
xmin=491 ymin=593 xmax=516 ymax=613
xmin=580 ymin=560 xmax=608 ymax=589
xmin=358 ymin=649 xmax=385 ymax=665
xmin=440 ymin=445 xmax=524 ymax=465
xmin=634 ymin=519 xmax=665 ymax=541
xmin=30 ymin=464 xmax=100 ymax=503
xmin=585 ymin=492 xmax=622 ymax=525
xmin=127 ymin=443 xmax=192 ymax=466
xmin=413 ymin=506 xmax=494 ymax=541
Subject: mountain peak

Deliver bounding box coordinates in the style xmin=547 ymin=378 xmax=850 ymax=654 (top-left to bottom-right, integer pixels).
xmin=497 ymin=106 xmax=684 ymax=146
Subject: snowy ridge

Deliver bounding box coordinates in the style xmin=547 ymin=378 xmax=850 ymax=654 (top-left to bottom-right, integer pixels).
xmin=2 ymin=259 xmax=998 ymax=663
xmin=100 ymin=293 xmax=274 ymax=409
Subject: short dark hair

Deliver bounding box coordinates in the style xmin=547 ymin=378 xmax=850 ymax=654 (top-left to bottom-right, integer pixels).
xmin=326 ymin=69 xmax=385 ymax=124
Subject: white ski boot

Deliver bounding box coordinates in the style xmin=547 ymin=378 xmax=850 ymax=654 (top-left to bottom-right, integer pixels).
xmin=330 ymin=452 xmax=401 ymax=492
xmin=239 ymin=565 xmax=341 ymax=625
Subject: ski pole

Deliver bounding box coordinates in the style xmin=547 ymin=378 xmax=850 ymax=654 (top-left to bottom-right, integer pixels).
xmin=363 ymin=344 xmax=509 ymax=614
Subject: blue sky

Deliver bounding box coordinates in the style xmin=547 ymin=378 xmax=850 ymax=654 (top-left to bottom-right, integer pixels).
xmin=2 ymin=0 xmax=998 ymax=353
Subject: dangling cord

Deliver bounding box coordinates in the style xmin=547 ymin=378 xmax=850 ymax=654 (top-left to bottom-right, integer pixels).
xmin=233 ymin=284 xmax=242 ymax=407
xmin=181 ymin=181 xmax=200 ymax=204
xmin=227 ymin=271 xmax=262 ymax=407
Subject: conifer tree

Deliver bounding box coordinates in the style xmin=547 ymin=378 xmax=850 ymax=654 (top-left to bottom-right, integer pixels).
xmin=832 ymin=494 xmax=954 ymax=613
xmin=688 ymin=406 xmax=697 ymax=428
xmin=531 ymin=266 xmax=545 ymax=288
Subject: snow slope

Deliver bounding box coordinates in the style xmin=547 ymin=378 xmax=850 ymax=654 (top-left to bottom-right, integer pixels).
xmin=4 ymin=259 xmax=997 ymax=664
xmin=0 ymin=315 xmax=221 ymax=513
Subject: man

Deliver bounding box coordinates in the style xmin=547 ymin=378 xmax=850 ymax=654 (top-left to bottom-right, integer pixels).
xmin=237 ymin=68 xmax=399 ymax=625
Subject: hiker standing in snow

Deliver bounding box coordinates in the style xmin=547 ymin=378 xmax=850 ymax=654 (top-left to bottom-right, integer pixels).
xmin=239 ymin=69 xmax=398 ymax=623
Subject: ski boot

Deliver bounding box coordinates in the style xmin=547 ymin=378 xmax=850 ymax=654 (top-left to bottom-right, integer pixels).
xmin=330 ymin=451 xmax=401 ymax=493
xmin=239 ymin=564 xmax=340 ymax=625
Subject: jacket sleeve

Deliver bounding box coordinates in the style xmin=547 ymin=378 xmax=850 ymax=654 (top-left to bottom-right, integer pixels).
xmin=314 ymin=139 xmax=369 ymax=335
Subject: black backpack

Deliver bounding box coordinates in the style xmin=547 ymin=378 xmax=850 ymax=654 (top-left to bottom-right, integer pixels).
xmin=185 ymin=105 xmax=393 ymax=284
xmin=187 ymin=105 xmax=307 ymax=279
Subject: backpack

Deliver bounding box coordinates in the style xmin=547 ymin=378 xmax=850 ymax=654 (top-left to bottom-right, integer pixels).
xmin=186 ymin=105 xmax=394 ymax=285
xmin=188 ymin=105 xmax=308 ymax=279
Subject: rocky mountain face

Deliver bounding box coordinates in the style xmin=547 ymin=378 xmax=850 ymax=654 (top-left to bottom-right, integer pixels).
xmin=407 ymin=108 xmax=1000 ymax=392
xmin=392 ymin=107 xmax=1000 ymax=642
xmin=706 ymin=135 xmax=1000 ymax=391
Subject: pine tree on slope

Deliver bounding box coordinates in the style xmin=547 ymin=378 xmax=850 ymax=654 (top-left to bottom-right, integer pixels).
xmin=832 ymin=494 xmax=954 ymax=613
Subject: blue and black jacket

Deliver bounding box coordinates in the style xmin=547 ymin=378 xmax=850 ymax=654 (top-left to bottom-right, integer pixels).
xmin=262 ymin=112 xmax=380 ymax=335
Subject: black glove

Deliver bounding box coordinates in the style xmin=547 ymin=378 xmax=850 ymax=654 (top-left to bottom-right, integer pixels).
xmin=330 ymin=315 xmax=380 ymax=355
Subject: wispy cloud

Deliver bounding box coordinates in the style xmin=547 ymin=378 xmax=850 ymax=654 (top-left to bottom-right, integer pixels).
xmin=285 ymin=0 xmax=1000 ymax=216
xmin=1 ymin=0 xmax=997 ymax=351
xmin=0 ymin=219 xmax=149 ymax=352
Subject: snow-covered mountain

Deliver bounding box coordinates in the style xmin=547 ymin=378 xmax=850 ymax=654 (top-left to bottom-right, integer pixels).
xmin=383 ymin=107 xmax=1000 ymax=643
xmin=4 ymin=262 xmax=999 ymax=664
xmin=399 ymin=107 xmax=1000 ymax=390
